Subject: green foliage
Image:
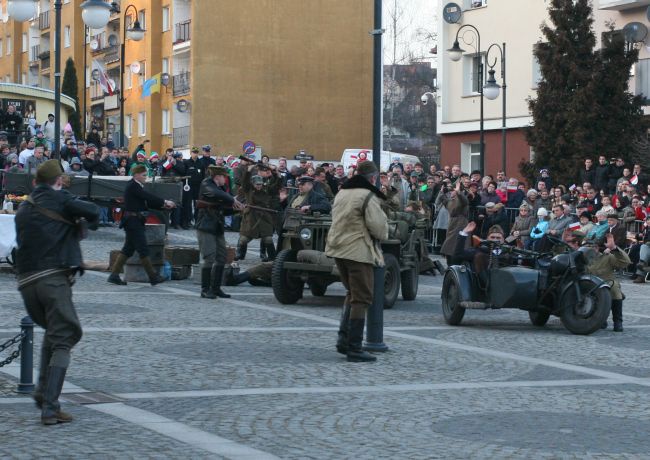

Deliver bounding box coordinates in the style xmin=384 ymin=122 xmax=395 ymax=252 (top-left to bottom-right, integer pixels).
xmin=61 ymin=57 xmax=82 ymax=139
xmin=524 ymin=0 xmax=648 ymax=186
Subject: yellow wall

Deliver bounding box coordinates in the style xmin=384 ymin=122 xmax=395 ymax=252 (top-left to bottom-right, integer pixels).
xmin=191 ymin=0 xmax=374 ymax=159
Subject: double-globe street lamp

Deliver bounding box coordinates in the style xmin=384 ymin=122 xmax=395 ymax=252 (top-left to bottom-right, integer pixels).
xmin=447 ymin=25 xmax=507 ymax=175
xmin=8 ymin=0 xmax=113 ymax=159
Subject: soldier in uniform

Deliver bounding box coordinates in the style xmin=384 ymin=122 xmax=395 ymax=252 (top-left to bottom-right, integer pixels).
xmin=325 ymin=161 xmax=388 ymax=362
xmin=225 ymin=262 xmax=273 ymax=287
xmin=15 ymin=160 xmax=100 ymax=425
xmin=236 ymin=163 xmax=281 ymax=261
xmin=196 ymin=165 xmax=244 ymax=298
xmin=108 ymin=165 xmax=176 ymax=285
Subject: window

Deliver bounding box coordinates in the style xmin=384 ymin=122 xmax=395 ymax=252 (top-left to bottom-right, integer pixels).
xmin=22 ymin=33 xmax=27 ymax=52
xmin=162 ymin=58 xmax=169 ymax=74
xmin=85 ymin=66 xmax=90 ymax=88
xmin=7 ymin=36 xmax=12 ymax=55
xmin=532 ymin=56 xmax=542 ymax=89
xmin=461 ymin=142 xmax=481 ymax=174
xmin=162 ymin=109 xmax=170 ymax=134
xmin=162 ymin=7 xmax=170 ymax=32
xmin=125 ymin=115 xmax=132 ymax=138
xmin=138 ymin=111 xmax=146 ymax=136
xmin=138 ymin=10 xmax=146 ymax=31
xmin=463 ymin=53 xmax=485 ymax=95
xmin=465 ymin=0 xmax=487 ymax=8
xmin=64 ymin=26 xmax=70 ymax=48
xmin=636 ymin=58 xmax=650 ymax=104
xmin=138 ymin=61 xmax=146 ymax=86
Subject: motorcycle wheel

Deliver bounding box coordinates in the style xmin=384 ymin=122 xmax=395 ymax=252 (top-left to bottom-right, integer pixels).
xmin=441 ymin=271 xmax=465 ymax=325
xmin=528 ymin=310 xmax=550 ymax=327
xmin=560 ymin=279 xmax=611 ymax=335
xmin=383 ymin=253 xmax=401 ymax=309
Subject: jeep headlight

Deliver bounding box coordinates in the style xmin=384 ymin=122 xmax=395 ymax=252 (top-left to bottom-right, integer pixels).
xmin=300 ymin=228 xmax=312 ymax=240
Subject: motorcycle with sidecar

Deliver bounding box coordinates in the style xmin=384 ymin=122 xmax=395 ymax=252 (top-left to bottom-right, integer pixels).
xmin=441 ymin=235 xmax=612 ymax=335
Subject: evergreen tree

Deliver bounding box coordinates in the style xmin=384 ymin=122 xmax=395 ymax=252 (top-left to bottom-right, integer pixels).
xmin=61 ymin=57 xmax=82 ymax=139
xmin=525 ymin=0 xmax=649 ymax=186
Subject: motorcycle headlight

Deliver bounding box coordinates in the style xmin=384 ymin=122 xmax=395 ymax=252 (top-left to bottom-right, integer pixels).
xmin=300 ymin=228 xmax=312 ymax=240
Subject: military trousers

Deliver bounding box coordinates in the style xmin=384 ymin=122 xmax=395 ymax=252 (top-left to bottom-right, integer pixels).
xmin=334 ymin=258 xmax=374 ymax=319
xmin=197 ymin=230 xmax=227 ymax=268
xmin=120 ymin=216 xmax=149 ymax=258
xmin=20 ymin=273 xmax=82 ymax=371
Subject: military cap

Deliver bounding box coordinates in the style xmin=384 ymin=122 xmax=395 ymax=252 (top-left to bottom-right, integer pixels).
xmin=297 ymin=176 xmax=315 ymax=184
xmin=191 ymin=146 xmax=200 ymax=153
xmin=606 ymin=212 xmax=619 ymax=220
xmin=202 ymin=145 xmax=211 ymax=152
xmin=36 ymin=159 xmax=63 ymax=183
xmin=356 ymin=160 xmax=378 ymax=176
xmin=251 ymin=175 xmax=264 ymax=185
xmin=487 ymin=225 xmax=505 ymax=236
xmin=131 ymin=164 xmax=147 ymax=175
xmin=208 ymin=165 xmax=229 ymax=177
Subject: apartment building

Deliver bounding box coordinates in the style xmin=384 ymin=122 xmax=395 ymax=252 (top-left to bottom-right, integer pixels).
xmin=437 ymin=0 xmax=650 ymax=179
xmin=0 ymin=0 xmax=374 ymax=160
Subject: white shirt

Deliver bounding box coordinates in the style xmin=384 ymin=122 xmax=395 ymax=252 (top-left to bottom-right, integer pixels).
xmin=18 ymin=148 xmax=34 ymax=166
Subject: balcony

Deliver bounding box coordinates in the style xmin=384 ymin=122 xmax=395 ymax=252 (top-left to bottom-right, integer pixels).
xmin=39 ymin=50 xmax=50 ymax=70
xmin=173 ymin=126 xmax=190 ymax=148
xmin=174 ymin=19 xmax=191 ymax=44
xmin=598 ymin=0 xmax=650 ymax=9
xmin=172 ymin=71 xmax=190 ymax=96
xmin=39 ymin=11 xmax=50 ymax=30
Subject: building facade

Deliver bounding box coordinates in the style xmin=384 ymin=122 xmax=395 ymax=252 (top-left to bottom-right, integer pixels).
xmin=437 ymin=0 xmax=650 ymax=181
xmin=0 ymin=0 xmax=374 ymax=160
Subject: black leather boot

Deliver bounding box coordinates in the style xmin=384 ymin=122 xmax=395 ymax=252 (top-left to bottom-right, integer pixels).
xmin=200 ymin=267 xmax=212 ymax=297
xmin=265 ymin=242 xmax=276 ymax=261
xmin=41 ymin=367 xmax=73 ymax=425
xmin=347 ymin=318 xmax=376 ymax=362
xmin=260 ymin=240 xmax=268 ymax=262
xmin=141 ymin=257 xmax=165 ymax=285
xmin=336 ymin=304 xmax=351 ymax=355
xmin=226 ymin=271 xmax=250 ymax=286
xmin=108 ymin=253 xmax=128 ymax=285
xmin=612 ymin=299 xmax=623 ymax=332
xmin=205 ymin=265 xmax=231 ymax=299
xmin=235 ymin=243 xmax=247 ymax=261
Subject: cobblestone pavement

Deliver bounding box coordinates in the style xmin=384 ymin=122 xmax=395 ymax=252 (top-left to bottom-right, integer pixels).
xmin=2 ymin=227 xmax=650 ymax=458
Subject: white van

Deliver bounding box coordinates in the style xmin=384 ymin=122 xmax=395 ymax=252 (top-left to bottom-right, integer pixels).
xmin=340 ymin=149 xmax=420 ymax=172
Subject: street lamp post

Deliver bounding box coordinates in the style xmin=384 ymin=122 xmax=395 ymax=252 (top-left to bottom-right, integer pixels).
xmin=447 ymin=24 xmax=484 ymax=175
xmin=483 ymin=43 xmax=507 ymax=175
xmin=117 ymin=4 xmax=146 ymax=148
xmin=8 ymin=0 xmax=112 ymax=159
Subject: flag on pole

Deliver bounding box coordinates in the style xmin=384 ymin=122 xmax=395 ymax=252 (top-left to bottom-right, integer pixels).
xmin=142 ymin=73 xmax=162 ymax=98
xmin=91 ymin=59 xmax=115 ymax=95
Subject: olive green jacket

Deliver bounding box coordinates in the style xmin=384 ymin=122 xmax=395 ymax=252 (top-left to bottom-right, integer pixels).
xmin=586 ymin=247 xmax=631 ymax=300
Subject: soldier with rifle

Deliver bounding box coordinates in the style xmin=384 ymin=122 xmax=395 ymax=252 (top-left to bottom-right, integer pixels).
xmin=196 ymin=165 xmax=244 ymax=298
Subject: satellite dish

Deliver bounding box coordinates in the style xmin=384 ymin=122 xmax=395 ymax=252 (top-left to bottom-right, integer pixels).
xmin=176 ymin=99 xmax=190 ymax=112
xmin=443 ymin=2 xmax=462 ymax=24
xmin=89 ymin=39 xmax=99 ymax=50
xmin=623 ymin=22 xmax=648 ymax=44
xmin=91 ymin=69 xmax=101 ymax=81
xmin=107 ymin=34 xmax=118 ymax=47
xmin=129 ymin=61 xmax=141 ymax=74
xmin=160 ymin=73 xmax=170 ymax=86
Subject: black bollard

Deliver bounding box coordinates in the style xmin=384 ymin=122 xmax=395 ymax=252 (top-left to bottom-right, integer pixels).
xmin=363 ymin=265 xmax=388 ymax=352
xmin=17 ymin=316 xmax=34 ymax=394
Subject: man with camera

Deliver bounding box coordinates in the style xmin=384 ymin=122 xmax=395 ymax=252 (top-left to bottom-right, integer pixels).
xmin=15 ymin=160 xmax=100 ymax=425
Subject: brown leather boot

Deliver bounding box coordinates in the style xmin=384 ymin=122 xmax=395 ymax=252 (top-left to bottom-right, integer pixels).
xmin=141 ymin=257 xmax=165 ymax=285
xmin=108 ymin=253 xmax=128 ymax=285
xmin=41 ymin=367 xmax=73 ymax=425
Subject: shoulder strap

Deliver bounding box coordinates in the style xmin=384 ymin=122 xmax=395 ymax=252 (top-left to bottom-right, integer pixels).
xmin=26 ymin=195 xmax=75 ymax=226
xmin=361 ymin=190 xmax=375 ymax=216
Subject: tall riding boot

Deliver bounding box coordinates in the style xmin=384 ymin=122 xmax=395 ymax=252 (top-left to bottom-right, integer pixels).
xmin=265 ymin=242 xmax=276 ymax=261
xmin=260 ymin=240 xmax=268 ymax=262
xmin=225 ymin=270 xmax=250 ymax=286
xmin=33 ymin=341 xmax=52 ymax=409
xmin=347 ymin=318 xmax=376 ymax=362
xmin=41 ymin=367 xmax=73 ymax=425
xmin=336 ymin=303 xmax=351 ymax=355
xmin=612 ymin=299 xmax=623 ymax=332
xmin=200 ymin=267 xmax=212 ymax=297
xmin=141 ymin=257 xmax=165 ymax=285
xmin=235 ymin=242 xmax=247 ymax=261
xmin=206 ymin=265 xmax=231 ymax=299
xmin=108 ymin=253 xmax=128 ymax=285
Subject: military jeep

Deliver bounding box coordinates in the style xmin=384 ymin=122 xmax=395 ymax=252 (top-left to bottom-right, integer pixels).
xmin=272 ymin=209 xmax=430 ymax=308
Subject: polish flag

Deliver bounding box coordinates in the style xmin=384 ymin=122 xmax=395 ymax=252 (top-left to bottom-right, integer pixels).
xmin=507 ymin=184 xmax=518 ymax=193
xmin=630 ymin=175 xmax=639 ymax=186
xmin=163 ymin=159 xmax=172 ymax=170
xmin=568 ymin=221 xmax=581 ymax=232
